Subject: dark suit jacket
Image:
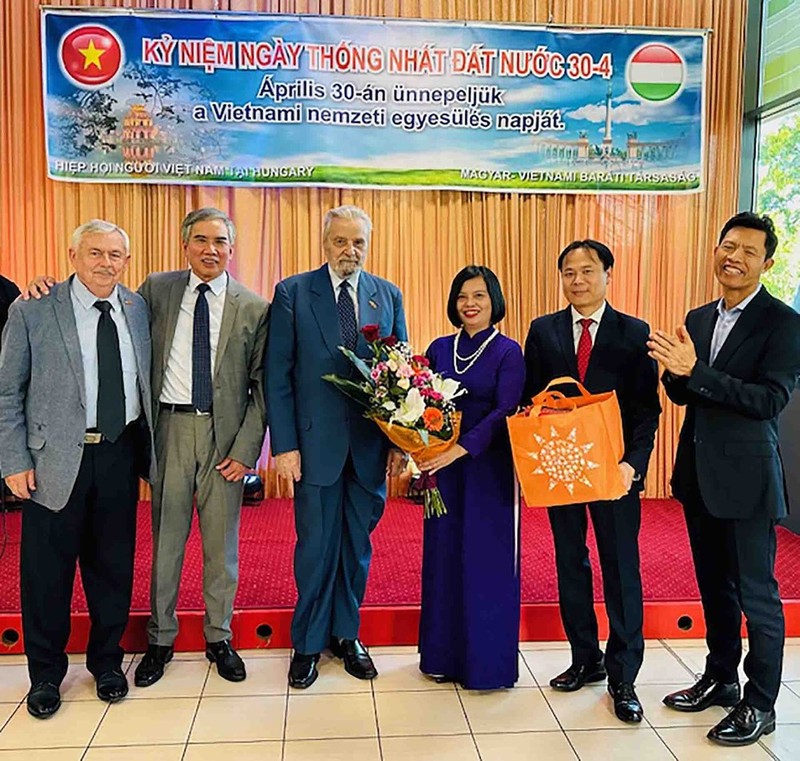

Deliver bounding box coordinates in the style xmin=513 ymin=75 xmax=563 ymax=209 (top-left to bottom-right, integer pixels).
xmin=664 ymin=287 xmax=800 ymax=519
xmin=266 ymin=265 xmax=407 ymax=489
xmin=523 ymin=304 xmax=661 ymax=487
xmin=0 ymin=274 xmax=20 ymax=348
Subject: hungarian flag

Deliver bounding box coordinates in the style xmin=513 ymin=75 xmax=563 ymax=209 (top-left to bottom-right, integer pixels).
xmin=629 ymin=44 xmax=683 ymax=102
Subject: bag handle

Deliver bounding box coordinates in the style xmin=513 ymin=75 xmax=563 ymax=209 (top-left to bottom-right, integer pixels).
xmin=538 ymin=376 xmax=592 ymax=398
xmin=523 ymin=389 xmax=578 ymax=417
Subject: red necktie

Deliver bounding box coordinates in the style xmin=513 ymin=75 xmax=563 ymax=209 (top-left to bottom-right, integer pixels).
xmin=576 ymin=318 xmax=594 ymax=382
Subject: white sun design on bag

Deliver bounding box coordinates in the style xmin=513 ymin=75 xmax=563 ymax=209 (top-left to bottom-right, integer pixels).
xmin=528 ymin=426 xmax=600 ymax=495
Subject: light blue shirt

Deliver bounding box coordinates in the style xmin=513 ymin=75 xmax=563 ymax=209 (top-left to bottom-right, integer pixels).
xmin=70 ymin=275 xmax=141 ymax=429
xmin=709 ymin=285 xmax=762 ymax=365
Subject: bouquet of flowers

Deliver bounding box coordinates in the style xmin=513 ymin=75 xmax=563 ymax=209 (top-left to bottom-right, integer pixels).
xmin=323 ymin=324 xmax=464 ymax=517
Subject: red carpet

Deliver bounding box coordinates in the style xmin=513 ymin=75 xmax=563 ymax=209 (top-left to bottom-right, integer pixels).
xmin=2 ymin=498 xmax=800 ymax=612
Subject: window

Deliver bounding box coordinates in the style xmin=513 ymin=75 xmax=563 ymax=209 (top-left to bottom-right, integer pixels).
xmin=743 ymin=0 xmax=800 ymax=307
xmin=756 ymin=107 xmax=800 ymax=307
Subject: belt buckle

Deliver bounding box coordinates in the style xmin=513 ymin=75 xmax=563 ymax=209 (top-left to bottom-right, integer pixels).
xmin=84 ymin=432 xmax=103 ymax=445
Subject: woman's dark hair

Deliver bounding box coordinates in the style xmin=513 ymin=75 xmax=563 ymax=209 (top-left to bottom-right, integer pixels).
xmin=718 ymin=212 xmax=778 ymax=260
xmin=446 ymin=265 xmax=506 ymax=328
xmin=557 ymin=239 xmax=615 ymax=271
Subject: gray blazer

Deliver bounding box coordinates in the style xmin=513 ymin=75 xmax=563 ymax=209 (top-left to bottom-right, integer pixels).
xmin=0 ymin=277 xmax=155 ymax=511
xmin=139 ymin=270 xmax=269 ymax=468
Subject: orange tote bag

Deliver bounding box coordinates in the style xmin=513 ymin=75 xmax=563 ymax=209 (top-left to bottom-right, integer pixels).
xmin=507 ymin=376 xmax=627 ymax=507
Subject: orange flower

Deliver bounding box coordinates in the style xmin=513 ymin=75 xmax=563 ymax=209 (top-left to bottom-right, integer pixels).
xmin=422 ymin=407 xmax=444 ymax=432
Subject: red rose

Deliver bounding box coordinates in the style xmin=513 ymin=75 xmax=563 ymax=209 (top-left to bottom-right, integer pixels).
xmin=360 ymin=324 xmax=380 ymax=343
xmin=412 ymin=355 xmax=430 ymax=367
xmin=382 ymin=335 xmax=398 ymax=347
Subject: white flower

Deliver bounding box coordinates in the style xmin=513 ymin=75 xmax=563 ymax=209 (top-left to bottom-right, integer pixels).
xmin=431 ymin=375 xmax=464 ymax=401
xmin=397 ymin=377 xmax=411 ymax=390
xmin=382 ymin=400 xmax=397 ymax=411
xmin=390 ymin=387 xmax=425 ymax=426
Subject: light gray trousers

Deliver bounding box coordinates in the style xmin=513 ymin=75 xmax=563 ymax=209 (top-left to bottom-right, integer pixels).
xmin=147 ymin=411 xmax=244 ymax=646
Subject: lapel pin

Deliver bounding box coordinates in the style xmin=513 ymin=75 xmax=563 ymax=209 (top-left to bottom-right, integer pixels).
xmin=369 ymin=299 xmax=378 ymax=309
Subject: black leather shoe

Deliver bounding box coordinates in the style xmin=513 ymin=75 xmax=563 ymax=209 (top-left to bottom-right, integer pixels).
xmin=550 ymin=658 xmax=606 ymax=692
xmin=329 ymin=637 xmax=378 ymax=680
xmin=707 ymin=701 xmax=776 ymax=746
xmin=134 ymin=644 xmax=174 ymax=687
xmin=608 ymin=682 xmax=644 ymax=723
xmin=663 ymin=674 xmax=741 ymax=712
xmin=96 ymin=669 xmax=129 ymax=703
xmin=205 ymin=640 xmax=246 ymax=682
xmin=26 ymin=682 xmax=61 ymax=719
xmin=289 ymin=652 xmax=320 ymax=689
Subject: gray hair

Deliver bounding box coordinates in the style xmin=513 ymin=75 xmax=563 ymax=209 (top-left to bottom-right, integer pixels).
xmin=323 ymin=205 xmax=372 ymax=240
xmin=181 ymin=207 xmax=236 ymax=245
xmin=71 ymin=219 xmax=130 ymax=252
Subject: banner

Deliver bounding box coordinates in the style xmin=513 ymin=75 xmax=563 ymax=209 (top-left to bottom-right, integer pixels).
xmin=41 ymin=9 xmax=708 ymax=194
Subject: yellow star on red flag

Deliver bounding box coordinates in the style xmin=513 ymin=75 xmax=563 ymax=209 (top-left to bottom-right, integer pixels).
xmin=78 ymin=39 xmax=105 ymax=70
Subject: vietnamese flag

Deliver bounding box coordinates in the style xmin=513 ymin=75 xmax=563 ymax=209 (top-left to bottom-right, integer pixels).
xmin=60 ymin=25 xmax=123 ymax=88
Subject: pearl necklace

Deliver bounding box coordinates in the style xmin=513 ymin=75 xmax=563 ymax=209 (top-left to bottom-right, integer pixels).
xmin=452 ymin=328 xmax=498 ymax=375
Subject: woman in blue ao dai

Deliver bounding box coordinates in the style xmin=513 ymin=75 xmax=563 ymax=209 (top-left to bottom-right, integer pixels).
xmin=418 ymin=266 xmax=525 ymax=689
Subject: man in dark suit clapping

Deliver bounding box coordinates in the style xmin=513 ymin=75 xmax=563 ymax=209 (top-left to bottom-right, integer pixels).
xmin=649 ymin=212 xmax=800 ymax=746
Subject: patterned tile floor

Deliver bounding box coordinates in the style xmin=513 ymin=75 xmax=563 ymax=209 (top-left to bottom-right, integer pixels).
xmin=1 ymin=639 xmax=799 ymax=760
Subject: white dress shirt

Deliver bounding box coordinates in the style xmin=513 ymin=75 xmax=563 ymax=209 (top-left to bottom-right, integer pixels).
xmin=328 ymin=265 xmax=361 ymax=324
xmin=70 ymin=275 xmax=141 ymax=428
xmin=709 ymin=285 xmax=762 ymax=365
xmin=160 ymin=270 xmax=227 ymax=405
xmin=570 ymin=301 xmax=607 ymax=352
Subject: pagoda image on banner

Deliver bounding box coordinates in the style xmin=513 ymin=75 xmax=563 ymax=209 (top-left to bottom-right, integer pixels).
xmin=120 ymin=104 xmax=159 ymax=164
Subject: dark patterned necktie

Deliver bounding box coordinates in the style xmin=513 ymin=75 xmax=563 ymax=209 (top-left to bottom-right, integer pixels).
xmin=576 ymin=318 xmax=594 ymax=383
xmin=192 ymin=283 xmax=213 ymax=412
xmin=337 ymin=280 xmax=357 ymax=351
xmin=93 ymin=300 xmax=125 ymax=442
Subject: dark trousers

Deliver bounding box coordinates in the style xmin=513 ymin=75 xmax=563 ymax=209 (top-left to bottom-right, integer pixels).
xmin=21 ymin=427 xmax=139 ymax=685
xmin=548 ymin=491 xmax=644 ymax=685
xmin=682 ymin=497 xmax=783 ymax=711
xmin=291 ymin=455 xmax=385 ymax=655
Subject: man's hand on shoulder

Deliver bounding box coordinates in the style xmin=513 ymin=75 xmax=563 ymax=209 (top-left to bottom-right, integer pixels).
xmin=20 ymin=276 xmax=56 ymax=301
xmin=5 ymin=470 xmax=36 ymax=500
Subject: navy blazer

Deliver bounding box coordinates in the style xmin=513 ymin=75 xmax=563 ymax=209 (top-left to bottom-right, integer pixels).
xmin=265 ymin=265 xmax=407 ymax=489
xmin=664 ymin=287 xmax=800 ymax=519
xmin=523 ymin=304 xmax=661 ymax=486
